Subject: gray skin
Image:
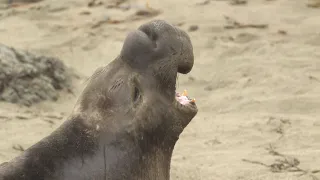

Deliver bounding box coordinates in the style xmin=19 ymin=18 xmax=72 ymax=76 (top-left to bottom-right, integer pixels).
xmin=0 ymin=20 xmax=198 ymax=180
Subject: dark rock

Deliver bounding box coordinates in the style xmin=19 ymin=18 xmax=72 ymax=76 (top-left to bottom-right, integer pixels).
xmin=0 ymin=43 xmax=74 ymax=106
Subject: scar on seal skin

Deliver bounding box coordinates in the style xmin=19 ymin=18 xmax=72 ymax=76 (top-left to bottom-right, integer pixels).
xmin=0 ymin=20 xmax=198 ymax=180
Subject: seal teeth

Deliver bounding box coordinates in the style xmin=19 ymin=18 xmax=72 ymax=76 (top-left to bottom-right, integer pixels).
xmin=182 ymin=89 xmax=188 ymax=96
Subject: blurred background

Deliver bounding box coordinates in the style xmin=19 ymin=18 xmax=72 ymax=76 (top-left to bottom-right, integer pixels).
xmin=1 ymin=0 xmax=320 ymax=179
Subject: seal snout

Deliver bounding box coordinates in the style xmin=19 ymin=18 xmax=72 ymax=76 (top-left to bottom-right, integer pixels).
xmin=138 ymin=20 xmax=195 ymax=75
xmin=120 ymin=20 xmax=194 ymax=75
xmin=176 ymin=29 xmax=194 ymax=74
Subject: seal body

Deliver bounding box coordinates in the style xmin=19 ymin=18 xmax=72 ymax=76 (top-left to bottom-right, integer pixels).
xmin=0 ymin=20 xmax=198 ymax=180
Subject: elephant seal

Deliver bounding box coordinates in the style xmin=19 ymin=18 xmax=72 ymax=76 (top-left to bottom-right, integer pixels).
xmin=0 ymin=20 xmax=198 ymax=180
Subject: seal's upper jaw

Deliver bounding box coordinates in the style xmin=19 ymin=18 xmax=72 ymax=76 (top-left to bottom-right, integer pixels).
xmin=175 ymin=30 xmax=194 ymax=74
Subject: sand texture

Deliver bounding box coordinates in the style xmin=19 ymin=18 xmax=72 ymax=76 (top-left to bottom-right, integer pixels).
xmin=1 ymin=0 xmax=320 ymax=179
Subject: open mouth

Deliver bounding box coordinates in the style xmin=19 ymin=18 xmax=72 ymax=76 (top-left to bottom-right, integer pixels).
xmin=175 ymin=90 xmax=196 ymax=106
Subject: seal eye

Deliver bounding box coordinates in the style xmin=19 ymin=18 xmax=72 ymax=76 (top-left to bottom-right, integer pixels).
xmin=133 ymin=87 xmax=141 ymax=103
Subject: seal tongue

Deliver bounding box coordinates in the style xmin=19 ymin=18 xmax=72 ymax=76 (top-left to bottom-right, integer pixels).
xmin=175 ymin=90 xmax=195 ymax=105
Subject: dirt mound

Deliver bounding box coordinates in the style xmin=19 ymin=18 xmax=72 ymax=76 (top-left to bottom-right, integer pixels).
xmin=0 ymin=44 xmax=74 ymax=106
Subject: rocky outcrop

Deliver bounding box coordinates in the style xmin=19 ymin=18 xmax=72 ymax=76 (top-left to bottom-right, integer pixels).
xmin=0 ymin=43 xmax=74 ymax=106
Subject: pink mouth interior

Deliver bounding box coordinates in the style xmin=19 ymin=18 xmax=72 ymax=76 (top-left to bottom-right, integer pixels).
xmin=175 ymin=92 xmax=193 ymax=105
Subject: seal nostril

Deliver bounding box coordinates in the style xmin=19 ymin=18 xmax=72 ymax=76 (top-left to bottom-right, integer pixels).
xmin=151 ymin=34 xmax=158 ymax=48
xmin=149 ymin=32 xmax=158 ymax=41
xmin=133 ymin=87 xmax=141 ymax=103
xmin=141 ymin=28 xmax=158 ymax=49
xmin=147 ymin=33 xmax=157 ymax=48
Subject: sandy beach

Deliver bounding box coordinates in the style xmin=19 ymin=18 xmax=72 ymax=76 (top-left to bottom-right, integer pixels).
xmin=1 ymin=0 xmax=320 ymax=179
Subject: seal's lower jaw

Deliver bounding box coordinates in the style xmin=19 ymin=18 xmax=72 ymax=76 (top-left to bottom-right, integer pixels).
xmin=174 ymin=90 xmax=198 ymax=116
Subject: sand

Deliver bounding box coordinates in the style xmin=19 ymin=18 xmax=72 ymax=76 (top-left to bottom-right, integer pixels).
xmin=1 ymin=0 xmax=320 ymax=179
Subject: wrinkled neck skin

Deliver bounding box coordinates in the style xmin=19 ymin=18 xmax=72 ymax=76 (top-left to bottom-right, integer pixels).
xmin=0 ymin=114 xmax=176 ymax=180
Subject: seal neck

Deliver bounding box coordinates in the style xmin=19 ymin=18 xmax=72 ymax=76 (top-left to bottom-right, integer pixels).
xmin=138 ymin=146 xmax=174 ymax=180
